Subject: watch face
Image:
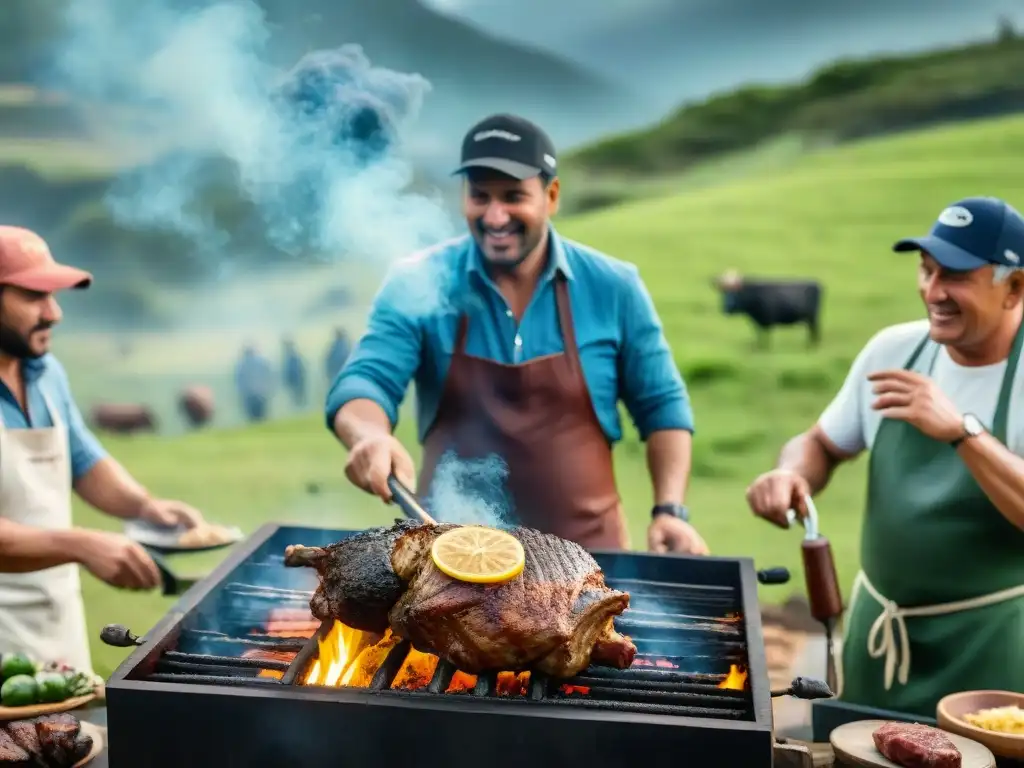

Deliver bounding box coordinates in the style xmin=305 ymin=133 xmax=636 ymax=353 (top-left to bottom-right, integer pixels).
xmin=964 ymin=414 xmax=984 ymax=436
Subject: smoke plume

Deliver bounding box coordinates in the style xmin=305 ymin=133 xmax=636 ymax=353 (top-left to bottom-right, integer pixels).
xmin=47 ymin=0 xmax=458 ymax=306
xmin=425 ymin=451 xmax=514 ymax=529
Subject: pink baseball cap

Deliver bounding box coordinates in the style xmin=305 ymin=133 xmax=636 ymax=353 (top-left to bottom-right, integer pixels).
xmin=0 ymin=226 xmax=92 ymax=292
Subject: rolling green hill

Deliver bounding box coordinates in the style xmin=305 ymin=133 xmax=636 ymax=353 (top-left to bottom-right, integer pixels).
xmin=73 ymin=112 xmax=1024 ymax=677
xmin=560 ymin=29 xmax=1024 ymax=213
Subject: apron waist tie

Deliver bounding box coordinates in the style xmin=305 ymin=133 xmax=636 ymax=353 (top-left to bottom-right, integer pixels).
xmin=838 ymin=570 xmax=1024 ymax=697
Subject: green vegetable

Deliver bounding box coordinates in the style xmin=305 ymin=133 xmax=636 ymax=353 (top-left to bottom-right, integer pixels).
xmin=1 ymin=653 xmax=36 ymax=681
xmin=63 ymin=671 xmax=96 ymax=698
xmin=34 ymin=672 xmax=69 ymax=704
xmin=1 ymin=674 xmax=38 ymax=707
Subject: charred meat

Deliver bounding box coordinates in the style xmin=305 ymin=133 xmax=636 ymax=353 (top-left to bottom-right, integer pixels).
xmin=0 ymin=714 xmax=92 ymax=768
xmin=283 ymin=520 xmax=421 ymax=633
xmin=285 ymin=522 xmax=636 ymax=678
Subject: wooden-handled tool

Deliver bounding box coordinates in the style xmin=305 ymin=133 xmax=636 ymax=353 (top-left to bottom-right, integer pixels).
xmin=787 ymin=496 xmax=842 ymax=694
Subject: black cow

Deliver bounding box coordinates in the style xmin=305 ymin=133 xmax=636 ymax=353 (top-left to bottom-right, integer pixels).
xmin=714 ymin=271 xmax=823 ymax=348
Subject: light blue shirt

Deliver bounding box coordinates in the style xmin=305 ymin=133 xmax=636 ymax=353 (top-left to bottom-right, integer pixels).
xmin=326 ymin=228 xmax=694 ymax=444
xmin=0 ymin=354 xmax=107 ymax=481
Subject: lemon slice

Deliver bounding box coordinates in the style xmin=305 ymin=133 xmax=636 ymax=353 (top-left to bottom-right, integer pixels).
xmin=430 ymin=526 xmax=526 ymax=584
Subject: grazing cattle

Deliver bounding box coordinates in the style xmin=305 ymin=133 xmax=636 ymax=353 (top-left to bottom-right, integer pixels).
xmin=178 ymin=385 xmax=215 ymax=429
xmin=90 ymin=404 xmax=157 ymax=435
xmin=713 ymin=270 xmax=823 ymax=347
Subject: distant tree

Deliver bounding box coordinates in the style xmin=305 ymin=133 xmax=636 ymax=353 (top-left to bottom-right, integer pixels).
xmin=997 ymin=15 xmax=1017 ymax=43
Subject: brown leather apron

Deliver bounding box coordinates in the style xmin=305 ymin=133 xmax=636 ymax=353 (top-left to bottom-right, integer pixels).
xmin=418 ymin=275 xmax=628 ymax=549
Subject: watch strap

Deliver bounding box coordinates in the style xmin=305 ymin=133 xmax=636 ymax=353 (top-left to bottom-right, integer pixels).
xmin=652 ymin=503 xmax=689 ymax=522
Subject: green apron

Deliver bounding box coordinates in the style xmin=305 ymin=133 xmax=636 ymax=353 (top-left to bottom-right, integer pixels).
xmin=840 ymin=320 xmax=1024 ymax=717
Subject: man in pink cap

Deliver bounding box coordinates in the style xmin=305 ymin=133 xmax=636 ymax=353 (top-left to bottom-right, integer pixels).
xmin=0 ymin=226 xmax=207 ymax=673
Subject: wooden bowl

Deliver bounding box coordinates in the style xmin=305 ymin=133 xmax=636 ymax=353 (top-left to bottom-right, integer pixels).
xmin=0 ymin=693 xmax=96 ymax=721
xmin=937 ymin=690 xmax=1024 ymax=759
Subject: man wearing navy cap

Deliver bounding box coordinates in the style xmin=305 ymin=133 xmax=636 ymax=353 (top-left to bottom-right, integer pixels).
xmin=745 ymin=196 xmax=1024 ymax=715
xmin=327 ymin=114 xmax=706 ymax=554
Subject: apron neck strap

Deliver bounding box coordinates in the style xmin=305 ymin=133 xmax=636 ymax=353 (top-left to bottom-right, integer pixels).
xmin=0 ymin=384 xmax=62 ymax=430
xmin=902 ymin=332 xmax=932 ymax=371
xmin=992 ymin=315 xmax=1024 ymax=440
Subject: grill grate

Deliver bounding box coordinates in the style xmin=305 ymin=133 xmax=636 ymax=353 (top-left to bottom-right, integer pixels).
xmin=140 ymin=580 xmax=318 ymax=686
xmin=141 ymin=574 xmax=755 ymax=720
xmin=291 ymin=574 xmax=756 ymax=720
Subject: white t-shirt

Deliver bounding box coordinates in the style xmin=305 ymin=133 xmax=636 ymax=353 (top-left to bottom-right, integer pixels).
xmin=818 ymin=319 xmax=1024 ymax=456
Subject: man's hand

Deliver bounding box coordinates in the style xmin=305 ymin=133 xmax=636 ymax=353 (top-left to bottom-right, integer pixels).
xmin=746 ymin=469 xmax=811 ymax=528
xmin=345 ymin=434 xmax=417 ymax=502
xmin=647 ymin=515 xmax=710 ymax=555
xmin=868 ymin=369 xmax=963 ymax=441
xmin=77 ymin=530 xmax=161 ymax=591
xmin=139 ymin=498 xmax=204 ymax=529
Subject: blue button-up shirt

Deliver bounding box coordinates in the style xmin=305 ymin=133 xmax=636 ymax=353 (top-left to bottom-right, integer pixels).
xmin=0 ymin=355 xmax=107 ymax=481
xmin=326 ymin=229 xmax=694 ymax=444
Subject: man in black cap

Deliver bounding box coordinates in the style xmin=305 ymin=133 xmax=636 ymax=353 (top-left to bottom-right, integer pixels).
xmin=326 ymin=113 xmax=707 ymax=554
xmin=745 ymin=196 xmax=1024 ymax=716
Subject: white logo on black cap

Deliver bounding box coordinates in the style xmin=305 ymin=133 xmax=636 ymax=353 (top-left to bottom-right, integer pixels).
xmin=543 ymin=153 xmax=556 ymax=169
xmin=474 ymin=130 xmax=521 ymax=142
xmin=938 ymin=206 xmax=973 ymax=227
xmin=1006 ymin=249 xmax=1020 ymax=264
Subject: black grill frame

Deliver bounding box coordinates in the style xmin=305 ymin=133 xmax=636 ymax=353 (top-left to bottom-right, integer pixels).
xmin=104 ymin=523 xmax=775 ymax=768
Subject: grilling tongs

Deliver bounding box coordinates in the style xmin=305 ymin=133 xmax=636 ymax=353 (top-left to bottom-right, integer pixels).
xmin=786 ymin=496 xmax=843 ymax=695
xmin=387 ymin=474 xmax=437 ymax=525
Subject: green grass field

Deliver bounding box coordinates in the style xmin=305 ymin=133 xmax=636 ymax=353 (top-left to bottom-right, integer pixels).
xmin=62 ymin=112 xmax=1024 ymax=677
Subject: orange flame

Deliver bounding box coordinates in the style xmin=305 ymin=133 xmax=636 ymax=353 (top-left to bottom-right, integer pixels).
xmin=718 ymin=664 xmax=748 ymax=690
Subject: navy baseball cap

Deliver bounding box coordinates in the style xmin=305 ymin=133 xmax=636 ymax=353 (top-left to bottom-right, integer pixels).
xmin=453 ymin=114 xmax=557 ymax=181
xmin=893 ymin=196 xmax=1024 ymax=271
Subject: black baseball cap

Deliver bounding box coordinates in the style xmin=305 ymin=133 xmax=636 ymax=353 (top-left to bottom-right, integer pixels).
xmin=893 ymin=196 xmax=1024 ymax=271
xmin=452 ymin=114 xmax=557 ymax=181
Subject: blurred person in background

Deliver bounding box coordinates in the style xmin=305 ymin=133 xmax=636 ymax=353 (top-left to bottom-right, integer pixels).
xmin=0 ymin=226 xmax=206 ymax=673
xmin=234 ymin=344 xmax=275 ymax=423
xmin=745 ymin=197 xmax=1024 ymax=717
xmin=324 ymin=327 xmax=351 ymax=384
xmin=327 ymin=114 xmax=704 ymax=554
xmin=282 ymin=336 xmax=307 ymax=408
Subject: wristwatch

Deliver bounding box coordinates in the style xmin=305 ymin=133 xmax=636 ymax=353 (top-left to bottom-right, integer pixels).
xmin=652 ymin=503 xmax=689 ymax=522
xmin=950 ymin=413 xmax=984 ymax=448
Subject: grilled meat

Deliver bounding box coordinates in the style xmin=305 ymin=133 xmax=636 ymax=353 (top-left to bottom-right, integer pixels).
xmin=284 ymin=520 xmax=421 ymax=633
xmin=4 ymin=721 xmax=43 ymax=768
xmin=286 ymin=521 xmax=636 ymax=678
xmin=0 ymin=729 xmax=30 ymax=767
xmin=872 ymin=722 xmax=961 ymax=768
xmin=36 ymin=714 xmax=90 ymax=767
xmin=0 ymin=714 xmax=92 ymax=768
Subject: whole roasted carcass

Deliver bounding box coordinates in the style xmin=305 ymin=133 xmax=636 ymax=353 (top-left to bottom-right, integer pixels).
xmin=283 ymin=521 xmax=636 ymax=678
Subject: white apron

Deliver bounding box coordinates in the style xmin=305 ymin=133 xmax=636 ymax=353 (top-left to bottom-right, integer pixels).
xmin=0 ymin=388 xmax=92 ymax=672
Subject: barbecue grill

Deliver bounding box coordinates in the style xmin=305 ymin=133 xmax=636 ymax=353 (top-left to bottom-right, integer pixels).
xmin=103 ymin=523 xmax=823 ymax=767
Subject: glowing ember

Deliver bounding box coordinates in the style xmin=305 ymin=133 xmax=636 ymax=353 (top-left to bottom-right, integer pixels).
xmin=240 ymin=648 xmax=296 ymax=680
xmin=391 ymin=648 xmax=439 ymax=690
xmin=559 ymin=684 xmax=590 ymax=695
xmin=495 ymin=672 xmax=530 ymax=696
xmin=718 ymin=664 xmax=748 ymax=690
xmin=632 ymin=658 xmax=679 ymax=669
xmin=446 ymin=671 xmax=477 ymax=693
xmin=263 ymin=608 xmax=319 ymax=638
